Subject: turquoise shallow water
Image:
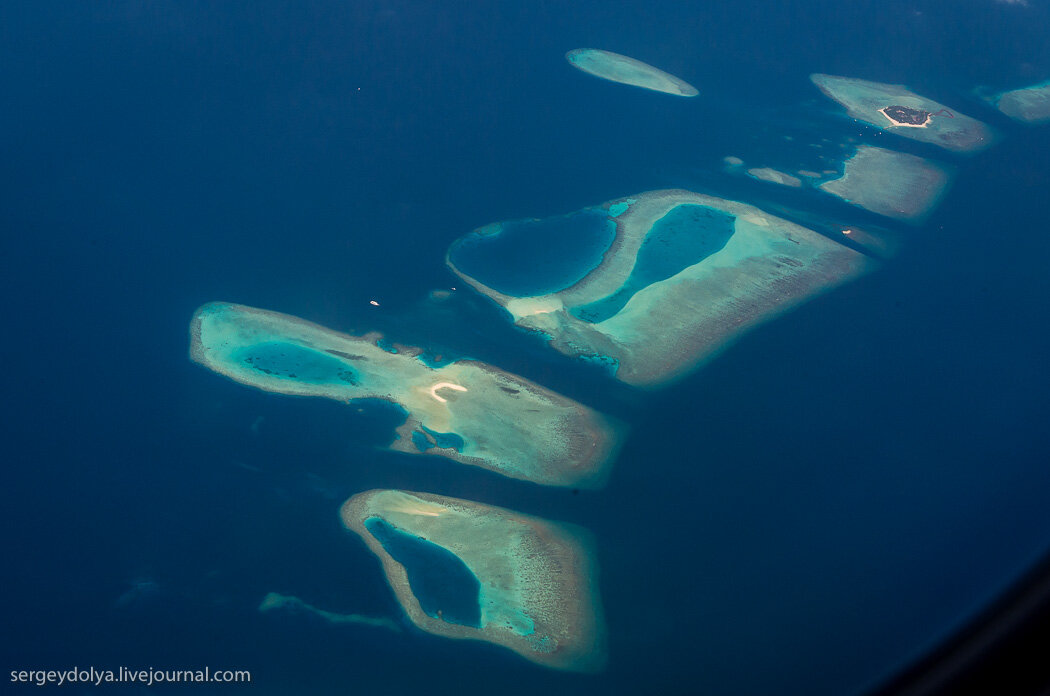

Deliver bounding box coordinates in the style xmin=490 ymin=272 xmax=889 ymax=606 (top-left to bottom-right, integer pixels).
xmin=363 ymin=517 xmax=482 ymax=628
xmin=231 ymin=341 xmax=359 ymax=385
xmin=571 ymin=204 xmax=736 ymax=323
xmin=448 ymin=208 xmax=616 ymax=297
xmin=418 ymin=425 xmax=465 ymax=452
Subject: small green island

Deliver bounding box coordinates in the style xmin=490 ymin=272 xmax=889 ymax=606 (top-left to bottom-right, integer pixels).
xmin=446 ymin=190 xmax=873 ymax=387
xmin=190 ymin=303 xmax=620 ymax=488
xmin=879 ymin=104 xmax=932 ymax=127
xmin=994 ymin=80 xmax=1050 ymax=124
xmin=565 ymin=48 xmax=698 ymax=97
xmin=342 ymin=489 xmax=606 ymax=672
xmin=818 ymin=145 xmax=953 ymax=220
xmin=811 ymin=74 xmax=996 ymax=152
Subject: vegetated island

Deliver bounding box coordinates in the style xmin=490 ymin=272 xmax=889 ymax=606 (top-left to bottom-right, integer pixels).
xmin=565 ymin=48 xmax=698 ymax=97
xmin=446 ymin=190 xmax=873 ymax=387
xmin=818 ymin=145 xmax=953 ymax=221
xmin=878 ymin=105 xmax=932 ymax=127
xmin=811 ymin=74 xmax=996 ymax=152
xmin=189 ymin=302 xmax=621 ymax=488
xmin=343 ymin=489 xmax=606 ymax=672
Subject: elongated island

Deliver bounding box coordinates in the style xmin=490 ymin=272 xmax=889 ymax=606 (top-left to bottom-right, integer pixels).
xmin=565 ymin=48 xmax=698 ymax=97
xmin=189 ymin=302 xmax=620 ymax=487
xmin=342 ymin=489 xmax=606 ymax=672
xmin=811 ymin=74 xmax=995 ymax=152
xmin=447 ymin=190 xmax=873 ymax=387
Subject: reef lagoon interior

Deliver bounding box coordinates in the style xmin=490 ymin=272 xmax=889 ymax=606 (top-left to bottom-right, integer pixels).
xmin=449 ymin=189 xmax=873 ymax=386
xmin=191 ymin=302 xmax=621 ymax=488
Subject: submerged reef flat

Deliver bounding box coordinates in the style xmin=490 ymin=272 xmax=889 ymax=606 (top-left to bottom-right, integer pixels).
xmin=836 ymin=225 xmax=902 ymax=258
xmin=447 ymin=190 xmax=873 ymax=387
xmin=190 ymin=303 xmax=620 ymax=487
xmin=746 ymin=167 xmax=803 ymax=188
xmin=753 ymin=200 xmax=905 ymax=261
xmin=818 ymin=146 xmax=952 ymax=220
xmin=811 ymin=74 xmax=995 ymax=152
xmin=995 ymin=80 xmax=1050 ymax=123
xmin=343 ymin=489 xmax=605 ymax=672
xmin=259 ymin=592 xmax=400 ymax=632
xmin=565 ymin=49 xmax=697 ymax=97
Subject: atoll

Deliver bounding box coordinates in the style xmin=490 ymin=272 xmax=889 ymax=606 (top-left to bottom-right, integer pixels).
xmin=343 ymin=489 xmax=606 ymax=672
xmin=190 ymin=303 xmax=620 ymax=487
xmin=447 ymin=190 xmax=873 ymax=386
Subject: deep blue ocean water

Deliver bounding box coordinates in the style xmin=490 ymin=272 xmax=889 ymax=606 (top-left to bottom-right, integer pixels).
xmin=3 ymin=2 xmax=1049 ymax=695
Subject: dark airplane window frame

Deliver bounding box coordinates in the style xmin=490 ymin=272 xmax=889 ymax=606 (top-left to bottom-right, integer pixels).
xmin=871 ymin=553 xmax=1050 ymax=696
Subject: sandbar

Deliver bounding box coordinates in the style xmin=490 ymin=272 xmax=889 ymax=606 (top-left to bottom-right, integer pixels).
xmin=746 ymin=167 xmax=803 ymax=188
xmin=818 ymin=145 xmax=953 ymax=220
xmin=995 ymin=80 xmax=1050 ymax=123
xmin=343 ymin=489 xmax=605 ymax=672
xmin=811 ymin=74 xmax=995 ymax=152
xmin=190 ymin=303 xmax=621 ymax=487
xmin=565 ymin=48 xmax=698 ymax=97
xmin=447 ymin=190 xmax=873 ymax=387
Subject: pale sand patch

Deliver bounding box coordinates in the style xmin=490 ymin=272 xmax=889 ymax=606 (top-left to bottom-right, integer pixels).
xmin=428 ymin=382 xmax=467 ymax=403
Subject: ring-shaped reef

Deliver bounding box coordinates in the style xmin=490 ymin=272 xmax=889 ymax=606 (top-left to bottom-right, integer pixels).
xmin=565 ymin=48 xmax=698 ymax=97
xmin=818 ymin=145 xmax=953 ymax=221
xmin=190 ymin=303 xmax=621 ymax=488
xmin=811 ymin=74 xmax=996 ymax=152
xmin=342 ymin=489 xmax=606 ymax=673
xmin=994 ymin=80 xmax=1050 ymax=124
xmin=446 ymin=189 xmax=874 ymax=387
xmin=449 ymin=208 xmax=616 ymax=297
